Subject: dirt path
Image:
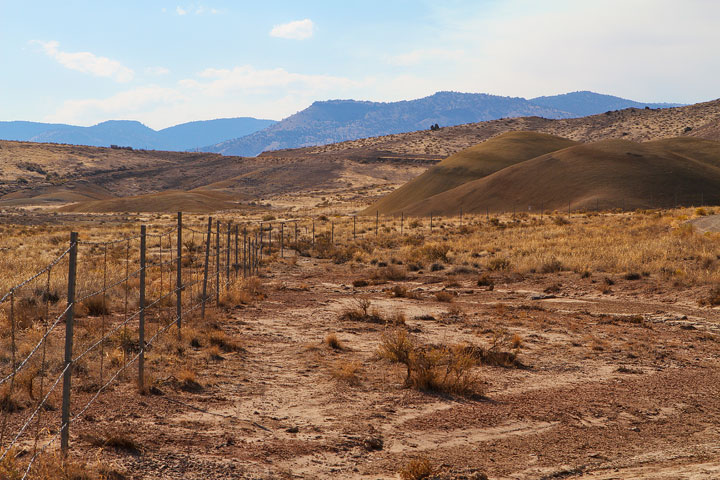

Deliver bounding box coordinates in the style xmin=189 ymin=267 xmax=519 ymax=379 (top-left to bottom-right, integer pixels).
xmin=72 ymin=257 xmax=720 ymax=479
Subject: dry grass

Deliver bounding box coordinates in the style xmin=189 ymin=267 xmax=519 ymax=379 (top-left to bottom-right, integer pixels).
xmin=340 ymin=298 xmax=384 ymax=323
xmin=330 ymin=360 xmax=362 ymax=385
xmin=324 ymin=333 xmax=344 ymax=350
xmin=398 ymin=457 xmax=435 ymax=480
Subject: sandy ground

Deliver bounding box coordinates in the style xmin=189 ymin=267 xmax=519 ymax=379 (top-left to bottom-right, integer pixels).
xmin=57 ymin=252 xmax=720 ymax=480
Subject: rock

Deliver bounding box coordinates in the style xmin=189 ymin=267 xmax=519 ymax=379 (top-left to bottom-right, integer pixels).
xmin=363 ymin=436 xmax=383 ymax=451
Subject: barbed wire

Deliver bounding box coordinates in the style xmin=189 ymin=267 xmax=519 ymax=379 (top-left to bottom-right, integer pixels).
xmin=0 ymin=244 xmax=73 ymax=305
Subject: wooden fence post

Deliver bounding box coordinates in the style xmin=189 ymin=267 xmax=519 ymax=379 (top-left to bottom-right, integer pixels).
xmin=138 ymin=225 xmax=146 ymax=391
xmin=201 ymin=217 xmax=212 ymax=319
xmin=60 ymin=231 xmax=78 ymax=455
xmin=176 ymin=212 xmax=182 ymax=339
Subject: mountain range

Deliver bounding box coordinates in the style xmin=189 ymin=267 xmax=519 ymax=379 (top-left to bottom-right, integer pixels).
xmin=204 ymin=91 xmax=683 ymax=156
xmin=0 ymin=117 xmax=276 ymax=151
xmin=0 ymin=91 xmax=683 ymax=155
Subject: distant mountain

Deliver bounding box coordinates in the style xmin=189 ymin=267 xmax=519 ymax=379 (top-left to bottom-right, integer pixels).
xmin=205 ymin=91 xmax=685 ymax=157
xmin=0 ymin=117 xmax=276 ymax=151
xmin=530 ymin=91 xmax=684 ymax=117
xmin=204 ymin=92 xmax=573 ymax=156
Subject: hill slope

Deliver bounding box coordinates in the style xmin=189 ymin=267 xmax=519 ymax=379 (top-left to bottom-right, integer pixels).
xmin=401 ymin=137 xmax=720 ymax=216
xmin=365 ymin=131 xmax=577 ymax=215
xmin=530 ymin=91 xmax=683 ymax=117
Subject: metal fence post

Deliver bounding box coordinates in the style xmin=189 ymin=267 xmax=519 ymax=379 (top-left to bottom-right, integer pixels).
xmin=139 ymin=225 xmax=146 ymax=391
xmin=201 ymin=217 xmax=212 ymax=319
xmin=226 ymin=222 xmax=231 ymax=286
xmin=234 ymin=224 xmax=239 ymax=277
xmin=176 ymin=212 xmax=182 ymax=339
xmin=215 ymin=221 xmax=220 ymax=306
xmin=60 ymin=231 xmax=78 ymax=455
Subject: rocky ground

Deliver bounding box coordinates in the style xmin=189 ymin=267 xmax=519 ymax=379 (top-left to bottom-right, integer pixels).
xmin=65 ymin=252 xmax=720 ymax=479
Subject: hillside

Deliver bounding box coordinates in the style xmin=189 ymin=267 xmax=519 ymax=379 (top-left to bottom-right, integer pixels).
xmin=400 ymin=137 xmax=720 ymax=216
xmin=275 ymin=98 xmax=720 ymax=163
xmin=0 ymin=117 xmax=275 ymax=151
xmin=365 ymin=132 xmax=577 ymax=215
xmin=529 ymin=91 xmax=683 ymax=117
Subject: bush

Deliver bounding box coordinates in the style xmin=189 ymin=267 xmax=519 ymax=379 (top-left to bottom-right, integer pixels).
xmin=487 ymin=257 xmax=510 ymax=271
xmin=399 ymin=457 xmax=434 ymax=480
xmin=539 ymin=258 xmax=563 ymax=273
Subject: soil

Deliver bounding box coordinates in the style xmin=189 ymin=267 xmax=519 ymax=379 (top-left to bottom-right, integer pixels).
xmin=65 ymin=255 xmax=720 ymax=479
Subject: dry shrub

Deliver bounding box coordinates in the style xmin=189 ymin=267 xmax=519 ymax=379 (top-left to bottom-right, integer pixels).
xmin=207 ymin=329 xmax=243 ymax=353
xmin=434 ymin=291 xmax=454 ymax=303
xmin=324 ymin=333 xmax=344 ymax=350
xmin=413 ymin=243 xmax=450 ymax=263
xmin=399 ymin=457 xmax=434 ymax=480
xmin=378 ymin=329 xmax=482 ymax=397
xmin=353 ymin=279 xmax=369 ymax=288
xmin=389 ymin=285 xmax=419 ymax=299
xmin=460 ymin=330 xmax=525 ymax=368
xmin=82 ymin=296 xmax=109 ymax=316
xmin=477 ymin=274 xmax=494 ymax=288
xmin=178 ymin=368 xmax=203 ymax=392
xmin=702 ymin=285 xmax=720 ymax=306
xmin=487 ymin=257 xmax=510 ymax=271
xmin=330 ymin=360 xmax=362 ymax=385
xmin=206 ymin=344 xmax=224 ymax=361
xmin=374 ymin=264 xmax=407 ymax=281
xmin=220 ymin=277 xmax=265 ymax=306
xmin=340 ymin=298 xmax=384 ymax=323
xmin=0 ymin=450 xmax=107 ymax=480
xmin=539 ymin=257 xmax=563 ymax=273
xmin=81 ymin=431 xmax=141 ymax=455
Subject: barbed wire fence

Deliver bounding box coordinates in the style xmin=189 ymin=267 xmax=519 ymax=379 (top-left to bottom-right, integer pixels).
xmin=0 ymin=199 xmax=711 ymax=475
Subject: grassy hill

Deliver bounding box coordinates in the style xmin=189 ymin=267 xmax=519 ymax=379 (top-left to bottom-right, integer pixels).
xmin=401 ymin=137 xmax=720 ymax=216
xmin=364 ymin=131 xmax=577 ymax=215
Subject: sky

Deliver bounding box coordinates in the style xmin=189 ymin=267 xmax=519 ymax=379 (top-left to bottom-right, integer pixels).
xmin=1 ymin=0 xmax=719 ymax=129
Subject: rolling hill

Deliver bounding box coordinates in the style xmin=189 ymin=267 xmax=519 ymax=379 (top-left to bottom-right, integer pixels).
xmin=399 ymin=136 xmax=720 ymax=216
xmin=364 ymin=132 xmax=577 ymax=215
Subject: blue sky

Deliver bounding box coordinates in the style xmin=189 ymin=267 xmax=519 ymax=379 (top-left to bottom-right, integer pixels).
xmin=1 ymin=0 xmax=718 ymax=129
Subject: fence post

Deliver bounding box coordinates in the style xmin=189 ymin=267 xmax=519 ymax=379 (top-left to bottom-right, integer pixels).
xmin=201 ymin=217 xmax=212 ymax=319
xmin=138 ymin=225 xmax=146 ymax=391
xmin=215 ymin=221 xmax=220 ymax=306
xmin=430 ymin=213 xmax=433 ymax=232
xmin=234 ymin=224 xmax=239 ymax=277
xmin=176 ymin=212 xmax=182 ymax=339
xmin=226 ymin=223 xmax=231 ymax=286
xmin=486 ymin=206 xmax=489 ymax=220
xmin=401 ymin=212 xmax=404 ymax=235
xmin=460 ymin=208 xmax=463 ymax=226
xmin=243 ymin=227 xmax=247 ymax=278
xmin=60 ymin=231 xmax=78 ymax=455
xmin=259 ymin=223 xmax=263 ymax=260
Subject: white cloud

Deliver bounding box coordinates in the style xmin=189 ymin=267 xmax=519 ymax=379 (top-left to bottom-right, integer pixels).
xmin=145 ymin=66 xmax=170 ymax=76
xmin=44 ymin=65 xmax=366 ymax=128
xmin=175 ymin=4 xmax=220 ymax=16
xmin=387 ymin=48 xmax=465 ymax=67
xmin=34 ymin=40 xmax=134 ymax=83
xmin=270 ymin=19 xmax=314 ymax=40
